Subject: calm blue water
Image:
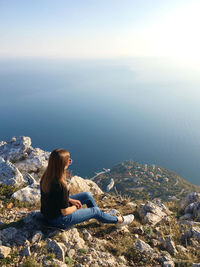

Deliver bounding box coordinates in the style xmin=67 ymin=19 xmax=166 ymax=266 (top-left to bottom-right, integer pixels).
xmin=0 ymin=58 xmax=200 ymax=185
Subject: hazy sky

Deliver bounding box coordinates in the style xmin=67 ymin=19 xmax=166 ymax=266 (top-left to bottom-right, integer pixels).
xmin=0 ymin=0 xmax=199 ymax=66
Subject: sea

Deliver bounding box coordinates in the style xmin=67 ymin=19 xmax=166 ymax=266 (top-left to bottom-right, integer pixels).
xmin=0 ymin=57 xmax=200 ymax=185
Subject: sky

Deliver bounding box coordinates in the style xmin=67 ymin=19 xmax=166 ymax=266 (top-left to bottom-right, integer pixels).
xmin=0 ymin=0 xmax=200 ymax=69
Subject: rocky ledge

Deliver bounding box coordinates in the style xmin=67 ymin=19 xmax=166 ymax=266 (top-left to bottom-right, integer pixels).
xmin=0 ymin=136 xmax=200 ymax=266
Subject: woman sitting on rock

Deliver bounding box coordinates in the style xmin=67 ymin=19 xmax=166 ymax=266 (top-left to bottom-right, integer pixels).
xmin=40 ymin=149 xmax=134 ymax=229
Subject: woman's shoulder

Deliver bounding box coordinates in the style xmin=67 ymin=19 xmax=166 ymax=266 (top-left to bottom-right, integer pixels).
xmin=52 ymin=180 xmax=68 ymax=191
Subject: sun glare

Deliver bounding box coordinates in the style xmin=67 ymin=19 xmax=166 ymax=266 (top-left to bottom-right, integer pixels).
xmin=139 ymin=1 xmax=200 ymax=69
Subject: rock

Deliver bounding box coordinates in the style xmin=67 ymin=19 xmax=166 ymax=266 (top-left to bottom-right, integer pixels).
xmin=159 ymin=252 xmax=174 ymax=267
xmin=183 ymin=202 xmax=200 ymax=221
xmin=179 ymin=221 xmax=200 ymax=227
xmin=0 ymin=201 xmax=3 ymax=209
xmin=126 ymin=202 xmax=137 ymax=208
xmin=69 ymin=176 xmax=103 ymax=195
xmin=0 ymin=136 xmax=50 ymax=180
xmin=163 ymin=236 xmax=178 ymax=256
xmin=23 ymin=173 xmax=37 ymax=185
xmin=15 ymin=147 xmax=50 ymax=178
xmin=185 ymin=202 xmax=197 ymax=214
xmin=150 ymin=239 xmax=159 ymax=247
xmin=0 ymin=245 xmax=11 ymax=258
xmin=31 ymin=231 xmax=43 ymax=243
xmin=179 ymin=213 xmax=193 ymax=220
xmin=135 ymin=239 xmax=156 ymax=255
xmin=117 ymin=255 xmax=127 ymax=265
xmin=46 ymin=239 xmax=65 ymax=262
xmin=132 ymin=226 xmax=144 ymax=235
xmin=14 ymin=231 xmax=30 ymax=246
xmin=190 ymin=227 xmax=200 ymax=242
xmin=12 ymin=183 xmax=40 ymax=203
xmin=61 ymin=228 xmax=86 ymax=250
xmin=82 ymin=229 xmax=93 ymax=241
xmin=67 ymin=248 xmax=76 ymax=258
xmin=181 ymin=192 xmax=200 ymax=209
xmin=20 ymin=241 xmax=31 ymax=257
xmin=106 ymin=178 xmax=115 ymax=192
xmin=163 ymin=261 xmax=175 ymax=267
xmin=137 ymin=201 xmax=167 ymax=226
xmin=0 ymin=227 xmax=29 ymax=246
xmin=116 ymin=226 xmax=130 ymax=233
xmin=180 ymin=193 xmax=200 ymax=222
xmin=0 ymin=136 xmax=31 ymax=162
xmin=176 ymin=245 xmax=187 ymax=253
xmin=193 ymin=203 xmax=200 ymax=221
xmin=0 ymin=157 xmax=24 ymax=186
xmin=159 ymin=251 xmax=173 ymax=261
xmin=152 ymin=198 xmax=168 ymax=212
xmin=92 ymin=237 xmax=108 ymax=250
xmin=50 ymin=259 xmax=68 ymax=267
xmin=0 ymin=227 xmax=18 ymax=244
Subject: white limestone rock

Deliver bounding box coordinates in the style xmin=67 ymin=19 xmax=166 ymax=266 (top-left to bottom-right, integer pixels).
xmin=49 ymin=259 xmax=68 ymax=267
xmin=31 ymin=231 xmax=43 ymax=243
xmin=12 ymin=183 xmax=40 ymax=204
xmin=0 ymin=227 xmax=18 ymax=244
xmin=0 ymin=136 xmax=31 ymax=162
xmin=181 ymin=199 xmax=200 ymax=222
xmin=23 ymin=173 xmax=37 ymax=185
xmin=0 ymin=245 xmax=11 ymax=258
xmin=20 ymin=241 xmax=31 ymax=257
xmin=181 ymin=192 xmax=200 ymax=209
xmin=137 ymin=201 xmax=167 ymax=226
xmin=0 ymin=141 xmax=6 ymax=147
xmin=163 ymin=261 xmax=175 ymax=267
xmin=82 ymin=229 xmax=93 ymax=241
xmin=15 ymin=147 xmax=50 ymax=179
xmin=61 ymin=228 xmax=86 ymax=250
xmin=0 ymin=136 xmax=50 ymax=180
xmin=46 ymin=239 xmax=65 ymax=262
xmin=127 ymin=202 xmax=137 ymax=208
xmin=179 ymin=213 xmax=193 ymax=220
xmin=69 ymin=176 xmax=103 ymax=195
xmin=190 ymin=227 xmax=200 ymax=242
xmin=163 ymin=236 xmax=178 ymax=256
xmin=135 ymin=239 xmax=157 ymax=256
xmin=0 ymin=156 xmax=24 ymax=186
xmin=176 ymin=245 xmax=188 ymax=253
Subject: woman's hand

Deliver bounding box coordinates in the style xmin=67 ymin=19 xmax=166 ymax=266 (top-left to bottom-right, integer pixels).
xmin=69 ymin=198 xmax=82 ymax=209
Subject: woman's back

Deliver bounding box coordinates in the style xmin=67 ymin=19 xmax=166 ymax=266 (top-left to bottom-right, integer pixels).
xmin=40 ymin=180 xmax=69 ymax=219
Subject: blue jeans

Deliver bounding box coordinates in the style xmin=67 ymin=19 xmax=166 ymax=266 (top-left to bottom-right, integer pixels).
xmin=46 ymin=192 xmax=118 ymax=228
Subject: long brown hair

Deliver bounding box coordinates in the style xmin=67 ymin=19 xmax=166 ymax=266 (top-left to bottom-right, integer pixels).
xmin=40 ymin=148 xmax=70 ymax=193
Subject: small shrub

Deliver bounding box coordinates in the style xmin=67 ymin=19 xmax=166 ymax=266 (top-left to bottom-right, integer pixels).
xmin=22 ymin=256 xmax=40 ymax=267
xmin=144 ymin=226 xmax=153 ymax=235
xmin=65 ymin=256 xmax=74 ymax=265
xmin=78 ymin=248 xmax=88 ymax=254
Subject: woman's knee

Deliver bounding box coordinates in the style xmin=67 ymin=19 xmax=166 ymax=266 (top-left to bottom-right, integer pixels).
xmin=91 ymin=207 xmax=101 ymax=217
xmin=84 ymin=191 xmax=93 ymax=199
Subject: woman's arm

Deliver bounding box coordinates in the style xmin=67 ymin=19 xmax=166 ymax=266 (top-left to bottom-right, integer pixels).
xmin=61 ymin=205 xmax=77 ymax=216
xmin=69 ymin=198 xmax=82 ymax=209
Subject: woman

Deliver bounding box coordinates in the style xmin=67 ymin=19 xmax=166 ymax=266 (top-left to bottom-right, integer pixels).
xmin=40 ymin=149 xmax=134 ymax=229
